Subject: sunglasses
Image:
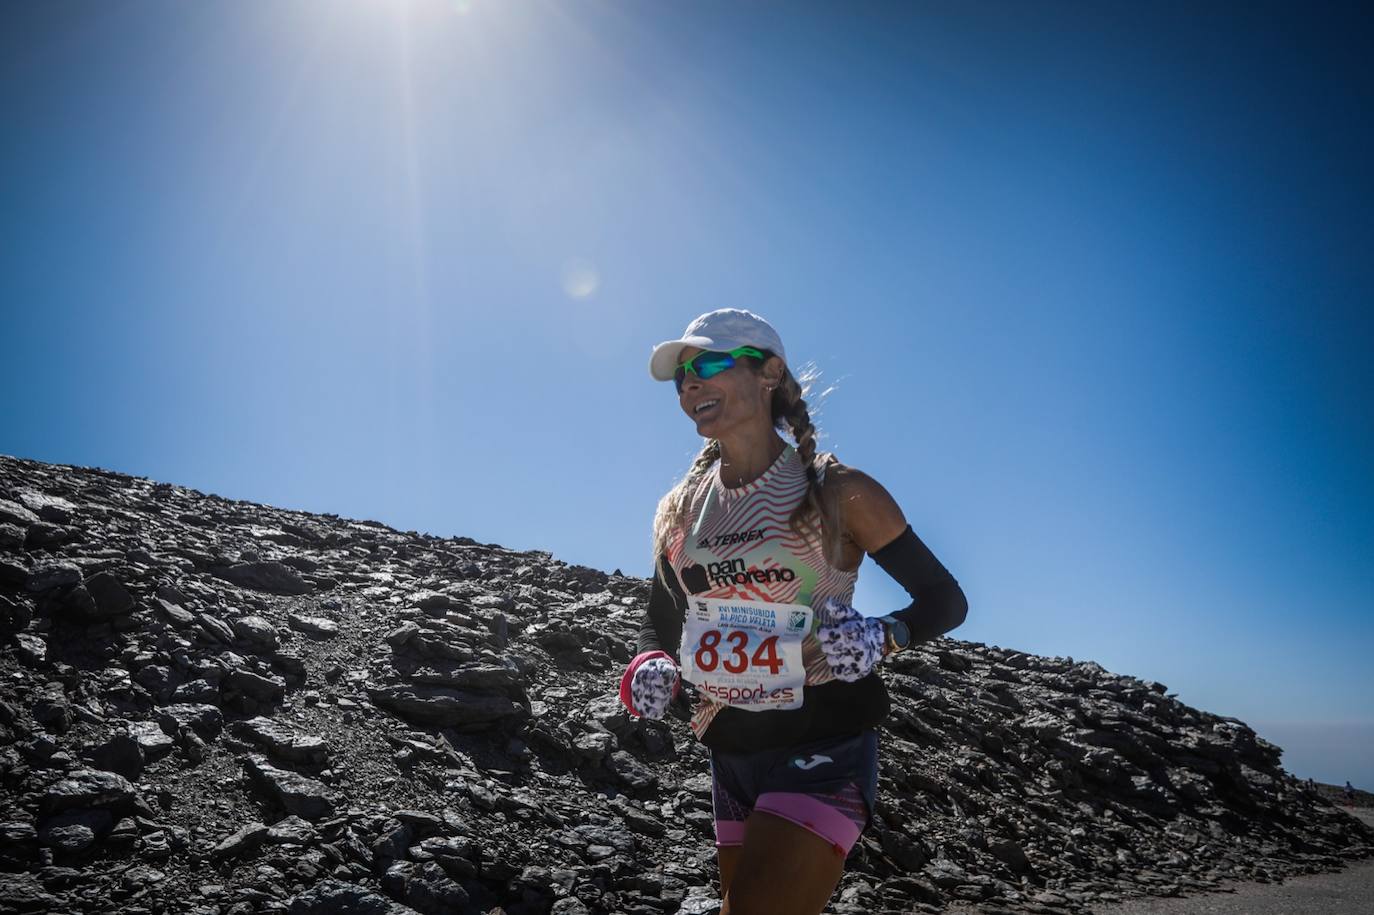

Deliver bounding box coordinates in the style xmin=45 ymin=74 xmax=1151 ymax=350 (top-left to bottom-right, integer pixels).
xmin=673 ymin=346 xmax=766 ymax=393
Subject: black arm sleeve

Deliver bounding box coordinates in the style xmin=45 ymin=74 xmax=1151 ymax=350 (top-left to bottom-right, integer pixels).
xmin=637 ymin=553 xmax=687 ymax=659
xmin=869 ymin=525 xmax=968 ymax=642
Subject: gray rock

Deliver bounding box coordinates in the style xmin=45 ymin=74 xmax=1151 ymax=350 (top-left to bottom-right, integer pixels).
xmin=0 ymin=596 xmax=33 ymax=631
xmin=16 ymin=490 xmax=79 ymax=523
xmin=286 ymin=879 xmax=417 ymax=914
xmin=38 ymin=809 xmax=113 ymax=853
xmin=410 ymin=590 xmax=457 ymax=610
xmin=154 ymin=597 xmax=196 ymax=627
xmin=195 ymin=611 xmax=236 ymax=644
xmin=0 ymin=498 xmax=41 ymax=526
xmin=242 ymin=755 xmax=335 ymax=820
xmin=231 ymin=614 xmax=280 ymax=651
xmin=0 ymin=872 xmax=62 ymax=913
xmin=84 ymin=571 xmax=136 ymax=617
xmin=14 ymin=633 xmax=47 ymax=665
xmin=287 ymin=613 xmax=339 ymax=637
xmin=210 ymin=821 xmax=269 ymax=860
xmin=128 ymin=720 xmax=176 ymax=761
xmin=41 ymin=769 xmax=138 ymax=814
xmin=607 ymin=750 xmax=659 ymax=791
xmin=231 ymin=717 xmax=329 ymax=765
xmin=24 ymin=521 xmax=71 ymax=548
xmin=366 ymin=683 xmax=528 ymax=730
xmin=84 ymin=730 xmax=144 ymax=779
xmin=381 ymin=860 xmax=470 ymax=914
xmin=266 ymin=816 xmax=317 ymax=844
xmin=0 ymin=820 xmax=38 ymax=852
xmin=25 ymin=561 xmax=81 ymax=593
xmin=214 ymin=561 xmax=313 ymax=595
xmin=225 ymin=667 xmax=286 ymax=704
xmin=170 ymin=678 xmax=220 ymax=703
xmin=155 ymin=703 xmax=224 ymax=741
xmin=390 ymin=657 xmax=522 ymax=693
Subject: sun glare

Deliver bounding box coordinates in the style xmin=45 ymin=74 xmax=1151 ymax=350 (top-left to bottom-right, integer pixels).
xmin=561 ymin=258 xmax=600 ymax=300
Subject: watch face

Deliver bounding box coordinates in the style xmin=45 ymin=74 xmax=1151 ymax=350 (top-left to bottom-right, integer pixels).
xmin=892 ymin=620 xmax=911 ymax=649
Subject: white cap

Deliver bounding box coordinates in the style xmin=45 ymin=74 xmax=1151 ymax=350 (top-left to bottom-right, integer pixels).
xmin=649 ymin=308 xmax=787 ymax=381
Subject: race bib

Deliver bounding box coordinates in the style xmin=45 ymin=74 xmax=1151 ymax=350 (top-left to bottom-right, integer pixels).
xmin=681 ymin=597 xmax=812 ymax=711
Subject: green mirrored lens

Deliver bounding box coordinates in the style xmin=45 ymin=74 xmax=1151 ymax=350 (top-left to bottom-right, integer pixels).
xmin=693 ymin=352 xmax=736 ymax=379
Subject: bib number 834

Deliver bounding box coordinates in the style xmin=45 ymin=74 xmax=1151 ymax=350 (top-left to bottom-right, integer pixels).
xmin=694 ymin=629 xmax=783 ymax=675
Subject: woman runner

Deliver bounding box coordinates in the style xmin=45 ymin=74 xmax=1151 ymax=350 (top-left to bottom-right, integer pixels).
xmin=620 ymin=309 xmax=969 ymax=914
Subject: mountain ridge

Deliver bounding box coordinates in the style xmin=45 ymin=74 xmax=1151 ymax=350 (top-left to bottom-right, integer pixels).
xmin=0 ymin=452 xmax=1369 ymax=914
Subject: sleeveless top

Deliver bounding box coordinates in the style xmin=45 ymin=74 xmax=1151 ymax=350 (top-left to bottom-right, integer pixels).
xmin=664 ymin=444 xmax=859 ymax=740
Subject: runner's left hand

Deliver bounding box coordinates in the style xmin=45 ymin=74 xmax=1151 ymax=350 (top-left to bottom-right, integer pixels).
xmin=815 ymin=598 xmax=886 ymax=682
xmin=627 ymin=656 xmax=679 ymax=719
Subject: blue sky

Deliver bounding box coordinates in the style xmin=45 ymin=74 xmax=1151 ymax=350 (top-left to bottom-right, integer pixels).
xmin=3 ymin=2 xmax=1371 ymax=787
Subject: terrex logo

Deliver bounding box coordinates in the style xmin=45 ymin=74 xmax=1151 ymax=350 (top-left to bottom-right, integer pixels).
xmin=697 ymin=527 xmax=768 ymax=550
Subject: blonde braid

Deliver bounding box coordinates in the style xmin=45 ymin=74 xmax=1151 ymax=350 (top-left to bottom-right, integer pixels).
xmin=776 ymin=370 xmax=845 ymax=565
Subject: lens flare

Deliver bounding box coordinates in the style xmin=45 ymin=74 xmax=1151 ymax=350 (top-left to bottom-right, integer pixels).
xmin=561 ymin=258 xmax=599 ymax=299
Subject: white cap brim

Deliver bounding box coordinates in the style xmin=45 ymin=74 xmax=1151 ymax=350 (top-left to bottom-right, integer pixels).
xmin=648 ymin=335 xmax=719 ymax=381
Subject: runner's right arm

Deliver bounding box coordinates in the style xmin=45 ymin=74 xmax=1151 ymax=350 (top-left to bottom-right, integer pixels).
xmin=637 ymin=553 xmax=686 ymax=659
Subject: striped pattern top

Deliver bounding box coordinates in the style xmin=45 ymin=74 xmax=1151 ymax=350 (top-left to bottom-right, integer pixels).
xmin=665 ymin=444 xmax=858 ymax=739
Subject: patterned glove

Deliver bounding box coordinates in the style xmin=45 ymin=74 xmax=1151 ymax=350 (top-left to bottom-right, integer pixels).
xmin=815 ymin=598 xmax=886 ymax=682
xmin=618 ymin=651 xmax=680 ymax=720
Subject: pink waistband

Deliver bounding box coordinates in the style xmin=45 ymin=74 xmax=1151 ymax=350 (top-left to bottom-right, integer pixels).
xmin=714 ymin=792 xmax=865 ymax=855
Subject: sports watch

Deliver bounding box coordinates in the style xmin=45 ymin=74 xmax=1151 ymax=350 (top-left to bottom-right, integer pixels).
xmin=879 ymin=614 xmax=911 ymax=655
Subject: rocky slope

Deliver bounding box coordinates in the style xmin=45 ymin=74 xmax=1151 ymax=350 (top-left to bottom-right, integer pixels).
xmin=0 ymin=453 xmax=1369 ymax=915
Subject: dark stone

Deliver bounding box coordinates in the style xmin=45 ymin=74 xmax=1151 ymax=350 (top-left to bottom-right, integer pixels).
xmin=128 ymin=721 xmax=176 ymax=761
xmin=170 ymin=678 xmax=220 ymax=703
xmin=214 ymin=562 xmax=313 ymax=595
xmin=0 ymin=558 xmax=30 ymax=586
xmin=225 ymin=667 xmax=286 ymax=704
xmin=0 ymin=523 xmax=26 ymax=551
xmin=231 ymin=717 xmax=329 ymax=765
xmin=31 ymin=683 xmax=71 ymax=732
xmin=242 ymin=755 xmax=335 ymax=820
xmin=988 ymin=838 xmax=1033 ymax=874
xmin=84 ymin=571 xmax=136 ymax=618
xmin=365 ymin=684 xmax=527 ymax=730
xmin=210 ymin=822 xmax=269 ymax=860
xmin=23 ymin=522 xmax=71 ymax=548
xmin=411 ymin=591 xmax=457 ymax=611
xmin=286 ymin=879 xmax=415 ymax=914
xmin=155 ymin=703 xmax=224 ymax=741
xmin=38 ymin=809 xmax=113 ymax=853
xmin=389 ymin=658 xmax=522 ymax=694
xmin=41 ymin=769 xmax=138 ymax=814
xmin=381 ymin=860 xmax=470 ymax=914
xmin=288 ymin=613 xmax=339 ymax=637
xmin=0 ymin=499 xmax=41 ymax=526
xmin=14 ymin=632 xmax=47 ymax=665
xmin=24 ymin=562 xmax=81 ymax=593
xmin=0 ymin=821 xmax=39 ymax=863
xmin=85 ymin=730 xmax=145 ymax=779
xmin=196 ymin=611 xmax=236 ymax=644
xmin=231 ymin=615 xmax=280 ymax=651
xmin=154 ymin=597 xmax=196 ymax=628
xmin=0 ymin=873 xmax=62 ymax=913
xmin=15 ymin=491 xmax=78 ymax=523
xmin=266 ymin=816 xmax=317 ymax=844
